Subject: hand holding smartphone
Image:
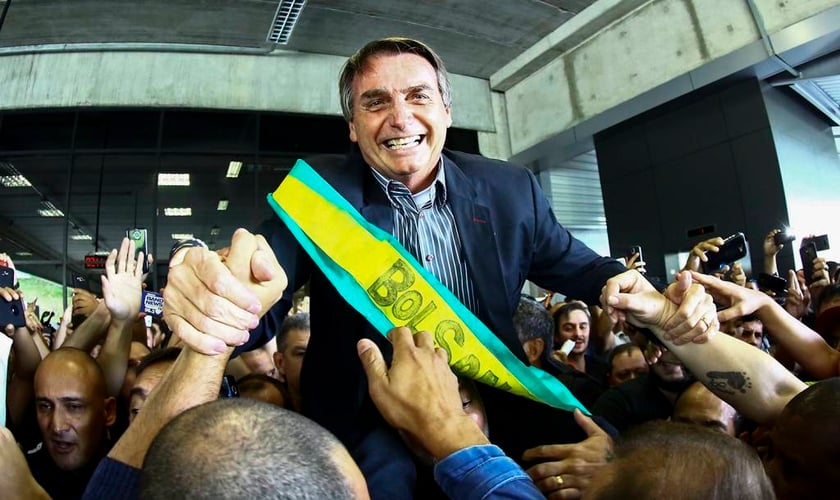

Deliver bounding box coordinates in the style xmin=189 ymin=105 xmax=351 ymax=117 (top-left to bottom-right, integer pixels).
xmin=702 ymin=232 xmax=747 ymax=273
xmin=126 ymin=228 xmax=150 ymax=274
xmin=800 ymin=241 xmax=818 ymax=286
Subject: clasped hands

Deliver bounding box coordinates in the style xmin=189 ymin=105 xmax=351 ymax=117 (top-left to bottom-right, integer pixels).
xmin=162 ymin=228 xmax=287 ymax=355
xmin=601 ymin=269 xmax=718 ymax=345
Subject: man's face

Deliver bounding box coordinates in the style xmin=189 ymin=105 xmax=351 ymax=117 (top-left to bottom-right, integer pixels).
xmin=34 ymin=360 xmax=113 ymax=471
xmin=348 ymin=53 xmax=452 ymax=193
xmin=129 ymin=360 xmax=174 ymax=423
xmin=556 ymin=310 xmax=590 ymax=355
xmin=608 ymin=348 xmax=649 ymax=387
xmin=274 ymin=328 xmax=310 ymax=410
xmin=729 ymin=319 xmax=764 ymax=349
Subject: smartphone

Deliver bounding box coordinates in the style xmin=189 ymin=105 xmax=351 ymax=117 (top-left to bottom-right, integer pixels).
xmin=801 ymin=241 xmax=818 ymax=286
xmin=803 ymin=234 xmax=830 ymax=252
xmin=757 ymin=273 xmax=788 ymax=295
xmin=628 ymin=245 xmax=643 ymax=262
xmin=703 ymin=232 xmax=748 ymax=273
xmin=559 ymin=339 xmax=575 ymax=356
xmin=0 ymin=298 xmax=26 ymax=327
xmin=0 ymin=266 xmax=14 ymax=288
xmin=126 ymin=228 xmax=150 ymax=273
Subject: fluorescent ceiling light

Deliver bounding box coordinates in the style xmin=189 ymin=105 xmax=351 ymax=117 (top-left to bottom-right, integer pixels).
xmin=164 ymin=207 xmax=192 ymax=216
xmin=16 ymin=251 xmax=32 ymax=256
xmin=171 ymin=233 xmax=194 ymax=240
xmin=226 ymin=161 xmax=243 ymax=178
xmin=0 ymin=175 xmax=32 ymax=187
xmin=158 ymin=173 xmax=190 ymax=186
xmin=71 ymin=234 xmax=93 ymax=241
xmin=38 ymin=200 xmax=64 ymax=217
xmin=217 ymin=199 xmax=229 ymax=211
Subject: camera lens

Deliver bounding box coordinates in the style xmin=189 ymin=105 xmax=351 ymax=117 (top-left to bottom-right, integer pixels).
xmin=774 ymin=232 xmax=795 ymax=246
xmin=10 ymin=304 xmax=19 ymax=315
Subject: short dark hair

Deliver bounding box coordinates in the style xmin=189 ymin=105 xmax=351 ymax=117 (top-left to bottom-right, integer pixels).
xmin=338 ymin=37 xmax=452 ymax=122
xmin=607 ymin=343 xmax=642 ymax=373
xmin=815 ymin=283 xmax=840 ymax=314
xmin=589 ymin=421 xmax=773 ymax=500
xmin=552 ymin=302 xmax=590 ymax=333
xmin=237 ymin=373 xmax=290 ymax=407
xmin=139 ymin=398 xmax=356 ymax=499
xmin=135 ymin=347 xmax=182 ymax=378
xmin=277 ymin=313 xmax=310 ymax=352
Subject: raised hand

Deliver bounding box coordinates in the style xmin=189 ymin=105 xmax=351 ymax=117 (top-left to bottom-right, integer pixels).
xmin=357 ymin=327 xmax=489 ymax=460
xmin=784 ymin=269 xmax=809 ymax=320
xmin=101 ymin=237 xmax=144 ymax=324
xmin=683 ymin=237 xmax=725 ymax=273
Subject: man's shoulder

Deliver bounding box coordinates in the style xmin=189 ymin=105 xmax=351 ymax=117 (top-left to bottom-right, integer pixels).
xmin=444 ymin=150 xmax=530 ymax=177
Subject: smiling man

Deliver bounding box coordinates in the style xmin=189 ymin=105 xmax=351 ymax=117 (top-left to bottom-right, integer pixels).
xmin=162 ymin=37 xmax=717 ymax=499
xmin=29 ymin=348 xmax=115 ymax=499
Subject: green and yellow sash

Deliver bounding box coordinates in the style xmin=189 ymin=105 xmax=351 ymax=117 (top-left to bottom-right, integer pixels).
xmin=268 ymin=159 xmax=587 ymax=413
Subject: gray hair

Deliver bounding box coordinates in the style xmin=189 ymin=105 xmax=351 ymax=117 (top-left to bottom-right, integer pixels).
xmin=338 ymin=37 xmax=452 ymax=122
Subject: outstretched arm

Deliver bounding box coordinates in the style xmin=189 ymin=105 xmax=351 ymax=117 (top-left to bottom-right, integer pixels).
xmin=602 ymin=272 xmax=806 ymax=425
xmin=692 ymin=271 xmax=840 ymax=380
xmin=98 ymin=238 xmax=145 ymax=397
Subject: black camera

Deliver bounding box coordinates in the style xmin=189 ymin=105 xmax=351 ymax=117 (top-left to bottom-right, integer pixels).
xmin=0 ymin=266 xmax=15 ymax=288
xmin=702 ymin=232 xmax=748 ymax=273
xmin=0 ymin=297 xmax=26 ymax=327
xmin=803 ymin=234 xmax=830 ymax=252
xmin=773 ymin=231 xmax=796 ymax=246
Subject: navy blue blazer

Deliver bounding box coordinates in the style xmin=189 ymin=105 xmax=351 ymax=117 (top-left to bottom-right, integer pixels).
xmin=250 ymin=149 xmax=626 ymax=453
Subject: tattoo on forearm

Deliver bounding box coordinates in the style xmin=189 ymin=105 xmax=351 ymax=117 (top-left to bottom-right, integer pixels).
xmin=706 ymin=371 xmax=752 ymax=395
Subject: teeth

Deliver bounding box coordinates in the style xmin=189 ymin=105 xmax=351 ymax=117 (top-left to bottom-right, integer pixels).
xmin=384 ymin=135 xmax=421 ymax=149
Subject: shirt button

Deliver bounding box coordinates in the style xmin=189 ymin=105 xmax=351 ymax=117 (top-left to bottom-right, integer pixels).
xmin=425 ymin=254 xmax=434 ymax=262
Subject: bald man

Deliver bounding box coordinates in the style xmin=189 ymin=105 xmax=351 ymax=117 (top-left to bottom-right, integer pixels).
xmin=29 ymin=348 xmax=116 ymax=499
xmin=673 ymin=381 xmax=741 ymax=437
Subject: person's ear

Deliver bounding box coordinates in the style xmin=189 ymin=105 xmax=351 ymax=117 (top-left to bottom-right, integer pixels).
xmin=522 ymin=339 xmax=544 ymax=365
xmin=273 ymin=351 xmax=287 ymax=383
xmin=348 ymin=121 xmax=358 ymax=143
xmin=103 ymin=397 xmax=117 ymax=427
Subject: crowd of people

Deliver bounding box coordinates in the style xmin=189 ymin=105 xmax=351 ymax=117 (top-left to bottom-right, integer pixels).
xmin=1 ymin=36 xmax=839 ymax=500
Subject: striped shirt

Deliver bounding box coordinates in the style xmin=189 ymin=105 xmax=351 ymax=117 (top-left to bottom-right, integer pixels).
xmin=370 ymin=164 xmax=480 ymax=314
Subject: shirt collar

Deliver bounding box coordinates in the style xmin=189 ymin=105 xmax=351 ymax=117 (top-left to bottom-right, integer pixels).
xmin=369 ymin=159 xmax=448 ymax=207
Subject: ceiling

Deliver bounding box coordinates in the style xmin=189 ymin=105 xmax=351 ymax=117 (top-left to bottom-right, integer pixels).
xmin=0 ymin=0 xmax=597 ymax=288
xmin=0 ymin=0 xmax=596 ymax=79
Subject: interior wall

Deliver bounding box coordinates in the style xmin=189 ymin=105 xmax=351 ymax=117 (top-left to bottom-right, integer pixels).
xmin=594 ymin=77 xmax=791 ymax=280
xmin=763 ymin=82 xmax=840 ymax=266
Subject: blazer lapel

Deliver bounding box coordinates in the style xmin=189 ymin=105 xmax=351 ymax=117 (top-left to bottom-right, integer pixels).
xmin=442 ymin=154 xmax=508 ymax=323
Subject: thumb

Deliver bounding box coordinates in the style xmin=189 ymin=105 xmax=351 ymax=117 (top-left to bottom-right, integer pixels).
xmin=574 ymin=408 xmax=606 ymax=437
xmin=666 ymin=271 xmax=691 ymax=305
xmin=251 ymin=235 xmax=280 ymax=283
xmin=357 ymin=339 xmax=388 ymax=388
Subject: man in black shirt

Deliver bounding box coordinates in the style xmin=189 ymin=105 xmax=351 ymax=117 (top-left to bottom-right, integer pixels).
xmin=28 ymin=348 xmax=115 ymax=499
